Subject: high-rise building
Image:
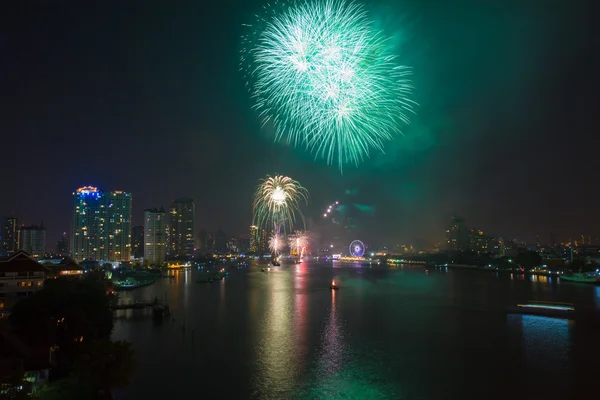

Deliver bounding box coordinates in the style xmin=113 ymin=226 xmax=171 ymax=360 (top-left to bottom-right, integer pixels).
xmin=249 ymin=225 xmax=267 ymax=253
xmin=227 ymin=237 xmax=238 ymax=252
xmin=70 ymin=186 xmax=132 ymax=262
xmin=214 ymin=229 xmax=228 ymax=252
xmin=1 ymin=216 xmax=20 ymax=255
xmin=169 ymin=198 xmax=195 ymax=258
xmin=102 ymin=191 xmax=132 ymax=261
xmin=131 ymin=225 xmax=144 ymax=259
xmin=72 ymin=186 xmax=103 ymax=261
xmin=196 ymin=229 xmax=207 ymax=253
xmin=238 ymin=234 xmax=250 ymax=252
xmin=144 ymin=208 xmax=166 ymax=265
xmin=55 ymin=232 xmax=69 ymax=256
xmin=469 ymin=229 xmax=487 ymax=253
xmin=20 ymin=224 xmax=46 ymax=258
xmin=446 ymin=216 xmax=469 ymax=252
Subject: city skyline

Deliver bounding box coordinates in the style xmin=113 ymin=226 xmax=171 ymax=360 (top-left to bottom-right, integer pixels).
xmin=3 ymin=183 xmax=600 ymax=256
xmin=1 ymin=1 xmax=598 ymax=248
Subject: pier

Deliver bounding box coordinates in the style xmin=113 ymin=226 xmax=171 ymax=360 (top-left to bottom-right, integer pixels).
xmin=111 ymin=297 xmax=168 ymax=311
xmin=112 ymin=301 xmax=156 ymax=310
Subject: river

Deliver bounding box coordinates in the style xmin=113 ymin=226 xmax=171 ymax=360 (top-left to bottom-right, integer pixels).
xmin=113 ymin=262 xmax=600 ymax=399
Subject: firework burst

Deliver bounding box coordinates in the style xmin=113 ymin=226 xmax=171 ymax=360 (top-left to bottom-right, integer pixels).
xmin=242 ymin=0 xmax=416 ymax=170
xmin=252 ymin=174 xmax=309 ymax=233
xmin=288 ymin=231 xmax=311 ymax=258
xmin=269 ymin=233 xmax=284 ymax=255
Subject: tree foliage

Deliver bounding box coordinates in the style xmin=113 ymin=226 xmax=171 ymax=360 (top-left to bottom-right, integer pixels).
xmin=7 ymin=277 xmax=135 ymax=398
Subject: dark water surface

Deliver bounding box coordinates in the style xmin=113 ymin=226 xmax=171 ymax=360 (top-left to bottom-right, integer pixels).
xmin=113 ymin=263 xmax=600 ymax=399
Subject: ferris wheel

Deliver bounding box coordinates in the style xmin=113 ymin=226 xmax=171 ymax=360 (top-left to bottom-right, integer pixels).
xmin=349 ymin=240 xmax=365 ymax=257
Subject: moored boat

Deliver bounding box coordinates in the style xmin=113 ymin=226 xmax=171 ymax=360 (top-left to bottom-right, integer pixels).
xmin=560 ymin=271 xmax=600 ymax=284
xmin=196 ymin=269 xmax=228 ymax=283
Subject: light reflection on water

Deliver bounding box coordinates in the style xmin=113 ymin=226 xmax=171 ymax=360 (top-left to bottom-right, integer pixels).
xmin=113 ymin=263 xmax=600 ymax=400
xmin=509 ymin=315 xmax=571 ymax=372
xmin=252 ymin=270 xmax=296 ymax=398
xmin=320 ymin=290 xmax=344 ymax=376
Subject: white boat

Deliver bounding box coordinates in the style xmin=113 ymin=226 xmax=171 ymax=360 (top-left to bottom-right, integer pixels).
xmin=560 ymin=272 xmax=600 ymax=284
xmin=511 ymin=301 xmax=575 ymax=318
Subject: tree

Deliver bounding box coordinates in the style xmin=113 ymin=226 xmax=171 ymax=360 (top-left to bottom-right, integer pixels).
xmin=73 ymin=340 xmax=136 ymax=397
xmin=10 ymin=279 xmax=113 ymax=342
xmin=515 ymin=251 xmax=542 ymax=270
xmin=8 ymin=278 xmax=135 ymax=399
xmin=33 ymin=378 xmax=95 ymax=400
xmin=9 ymin=278 xmax=114 ymax=379
xmin=0 ymin=365 xmax=30 ymax=400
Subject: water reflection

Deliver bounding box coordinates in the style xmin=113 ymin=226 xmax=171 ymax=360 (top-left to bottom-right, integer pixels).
xmin=320 ymin=289 xmax=343 ymax=375
xmin=112 ymin=264 xmax=600 ymax=400
xmin=252 ymin=271 xmax=296 ymax=397
xmin=509 ymin=315 xmax=571 ymax=377
xmin=529 ymin=274 xmax=549 ymax=283
xmin=294 ymin=263 xmax=309 ymax=374
xmin=217 ymin=274 xmax=226 ymax=324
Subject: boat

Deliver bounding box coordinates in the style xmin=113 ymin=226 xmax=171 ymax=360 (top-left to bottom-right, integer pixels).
xmin=196 ymin=270 xmax=228 ymax=283
xmin=510 ymin=301 xmax=575 ymax=318
xmin=560 ymin=271 xmax=600 ymax=284
xmin=271 ymin=260 xmax=281 ymax=266
xmin=113 ymin=276 xmax=159 ymax=290
xmin=329 ymin=280 xmax=339 ymax=290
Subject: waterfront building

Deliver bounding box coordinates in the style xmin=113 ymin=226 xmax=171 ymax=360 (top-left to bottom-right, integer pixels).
xmin=101 ymin=191 xmax=132 ymax=262
xmin=169 ymin=198 xmax=195 ymax=258
xmin=144 ymin=208 xmax=166 ymax=265
xmin=469 ymin=229 xmax=488 ymax=253
xmin=1 ymin=216 xmax=20 ymax=255
xmin=70 ymin=186 xmax=132 ymax=262
xmin=71 ymin=186 xmax=103 ymax=261
xmin=131 ymin=225 xmax=144 ymax=259
xmin=0 ymin=250 xmax=51 ymax=315
xmin=446 ymin=216 xmax=469 ymax=252
xmin=249 ymin=225 xmax=267 ymax=253
xmin=20 ymin=225 xmax=46 ymax=259
xmin=40 ymin=258 xmax=84 ymax=278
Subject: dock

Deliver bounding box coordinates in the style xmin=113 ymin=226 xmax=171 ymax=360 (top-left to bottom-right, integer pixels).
xmin=111 ymin=301 xmax=156 ymax=310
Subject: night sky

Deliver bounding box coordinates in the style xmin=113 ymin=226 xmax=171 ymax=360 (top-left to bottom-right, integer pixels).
xmin=1 ymin=0 xmax=597 ymax=248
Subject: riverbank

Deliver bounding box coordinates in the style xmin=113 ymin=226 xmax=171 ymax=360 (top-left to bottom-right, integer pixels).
xmin=432 ymin=263 xmax=567 ymax=277
xmin=113 ymin=271 xmax=161 ymax=290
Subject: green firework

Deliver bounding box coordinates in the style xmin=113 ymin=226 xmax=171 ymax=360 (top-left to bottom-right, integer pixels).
xmin=242 ymin=0 xmax=416 ymax=170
